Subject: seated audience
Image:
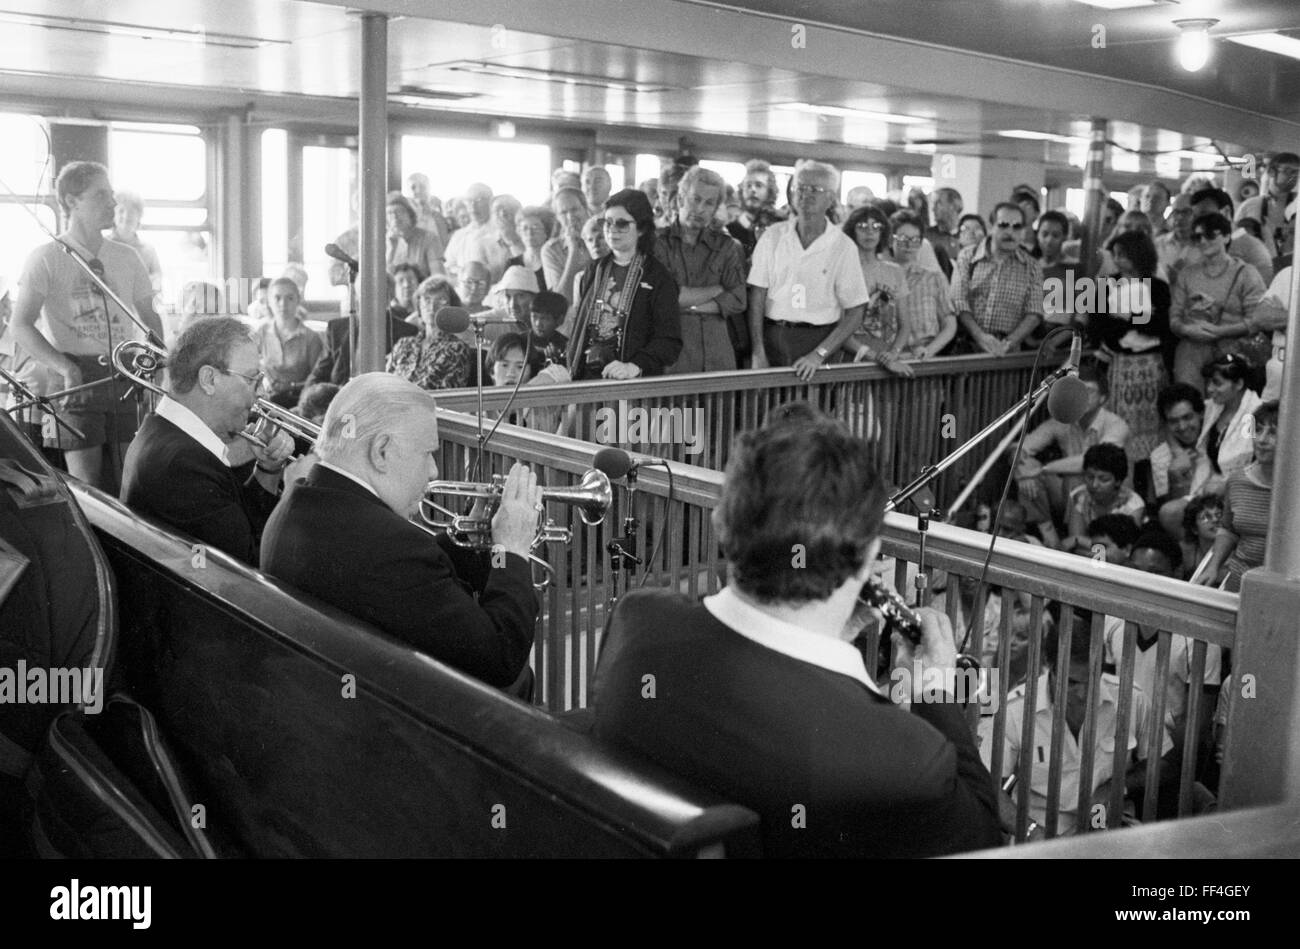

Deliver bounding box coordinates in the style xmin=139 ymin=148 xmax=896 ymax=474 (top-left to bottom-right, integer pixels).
xmin=525 ymin=290 xmax=569 ymax=376
xmin=1149 ymin=383 xmax=1213 ymax=537
xmin=385 ymin=192 xmax=445 ymax=279
xmin=1197 ymin=400 xmax=1279 ymax=592
xmin=457 ymin=261 xmax=491 ymax=314
xmin=260 ymin=373 xmax=541 ymax=689
xmin=1062 ymin=443 xmax=1146 ymax=553
xmin=1197 ymin=354 xmax=1263 ymax=486
xmin=386 ymin=280 xmax=474 ymax=390
xmin=254 ymin=277 xmax=324 ymax=409
xmin=591 ymin=411 xmax=1001 ymax=857
xmin=295 ymin=381 xmax=340 ymax=426
xmin=1016 ymin=363 xmax=1130 ymax=546
xmin=120 ymin=317 xmax=300 ymax=567
xmin=389 ymin=263 xmax=421 ymax=320
xmin=1182 ymin=495 xmax=1224 ymax=581
xmin=1087 ymin=512 xmax=1142 ymax=567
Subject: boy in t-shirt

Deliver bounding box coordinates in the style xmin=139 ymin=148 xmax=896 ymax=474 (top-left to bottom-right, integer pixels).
xmin=1086 ymin=512 xmax=1142 ymax=567
xmin=1062 ymin=443 xmax=1146 ymax=553
xmin=526 ymin=290 xmax=569 ymax=376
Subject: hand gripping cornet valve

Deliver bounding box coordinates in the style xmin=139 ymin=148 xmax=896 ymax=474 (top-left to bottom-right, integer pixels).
xmin=420 ymin=468 xmax=613 ymax=590
xmin=112 ymin=339 xmax=321 ymax=448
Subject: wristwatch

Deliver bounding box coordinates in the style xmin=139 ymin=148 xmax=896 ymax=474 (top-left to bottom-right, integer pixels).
xmin=815 ymin=346 xmax=830 ymax=360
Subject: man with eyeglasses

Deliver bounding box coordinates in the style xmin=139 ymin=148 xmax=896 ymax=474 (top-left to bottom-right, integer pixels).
xmin=121 ymin=316 xmax=302 ymax=568
xmin=949 ymin=202 xmax=1044 ymax=356
xmin=747 ymin=160 xmax=870 ymax=381
xmin=1236 ymin=152 xmax=1299 ymax=261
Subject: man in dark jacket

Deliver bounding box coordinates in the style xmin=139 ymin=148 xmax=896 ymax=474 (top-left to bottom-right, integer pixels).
xmin=591 ymin=409 xmax=1002 ymax=857
xmin=260 ymin=373 xmax=541 ymax=689
xmin=120 ymin=317 xmax=298 ymax=567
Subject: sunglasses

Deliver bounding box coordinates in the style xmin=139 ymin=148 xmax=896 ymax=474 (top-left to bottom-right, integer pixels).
xmin=892 ymin=236 xmax=922 ymax=247
xmin=855 ymin=221 xmax=884 ymax=231
xmin=602 ymin=218 xmax=636 ymax=232
xmin=993 ymin=221 xmax=1024 ymax=230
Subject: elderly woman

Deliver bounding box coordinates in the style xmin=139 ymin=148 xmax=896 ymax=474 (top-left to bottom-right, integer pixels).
xmin=385 ymin=192 xmax=445 ymax=279
xmin=386 ymin=275 xmax=473 ymax=390
xmin=566 ymin=189 xmax=681 ymax=381
xmin=511 ymin=205 xmax=555 ymax=292
xmin=491 ymin=194 xmax=525 ymax=261
xmin=840 ymin=205 xmax=910 ymax=376
xmin=1170 ymin=212 xmax=1266 ymax=389
xmin=1196 ymin=354 xmax=1263 ymax=488
xmin=255 ymin=276 xmax=325 ymax=408
xmin=1197 ymin=400 xmax=1279 ymax=591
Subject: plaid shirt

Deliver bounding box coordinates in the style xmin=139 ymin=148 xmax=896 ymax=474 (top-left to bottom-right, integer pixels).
xmin=898 ymin=262 xmax=953 ymax=347
xmin=950 ymin=240 xmax=1043 ymax=337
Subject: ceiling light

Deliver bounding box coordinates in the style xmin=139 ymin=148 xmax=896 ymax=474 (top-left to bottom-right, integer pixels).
xmin=1070 ymin=0 xmax=1158 ymax=9
xmin=1175 ymin=19 xmax=1218 ymax=72
xmin=999 ymin=130 xmax=1091 ymax=146
xmin=1227 ymin=32 xmax=1300 ymax=62
xmin=773 ymin=103 xmax=926 ymax=125
xmin=0 ymin=10 xmax=283 ymax=49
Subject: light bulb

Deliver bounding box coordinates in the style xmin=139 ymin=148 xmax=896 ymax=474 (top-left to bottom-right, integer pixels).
xmin=1175 ymin=19 xmax=1218 ymax=72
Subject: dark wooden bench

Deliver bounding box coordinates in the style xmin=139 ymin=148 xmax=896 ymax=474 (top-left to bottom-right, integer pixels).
xmin=72 ymin=484 xmax=759 ymax=858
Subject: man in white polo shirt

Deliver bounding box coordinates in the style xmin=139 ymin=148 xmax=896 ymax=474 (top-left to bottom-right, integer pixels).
xmin=747 ymin=160 xmax=870 ymax=381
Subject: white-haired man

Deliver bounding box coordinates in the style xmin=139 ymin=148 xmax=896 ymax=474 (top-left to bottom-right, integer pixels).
xmin=120 ymin=316 xmax=298 ymax=567
xmin=260 ymin=373 xmax=542 ymax=690
xmin=444 ymin=182 xmax=494 ymax=282
xmin=654 ymin=166 xmax=748 ymax=370
xmin=747 ymin=160 xmax=870 ymax=381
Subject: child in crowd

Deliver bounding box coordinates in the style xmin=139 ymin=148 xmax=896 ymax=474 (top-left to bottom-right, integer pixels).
xmin=247 ymin=277 xmax=272 ymax=322
xmin=1062 ymin=443 xmax=1146 ymax=553
xmin=1086 ymin=512 xmax=1142 ymax=567
xmin=526 ymin=290 xmax=569 ymax=376
xmin=1181 ymin=495 xmax=1224 ymax=582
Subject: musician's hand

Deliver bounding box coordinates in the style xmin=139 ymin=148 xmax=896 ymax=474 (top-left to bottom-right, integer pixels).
xmin=602 ymin=360 xmax=642 ymax=380
xmin=250 ymin=428 xmax=295 ymax=467
xmin=491 ymin=462 xmax=543 ymax=559
xmin=892 ymin=606 xmax=958 ymax=702
xmin=225 ymin=437 xmax=257 ymax=468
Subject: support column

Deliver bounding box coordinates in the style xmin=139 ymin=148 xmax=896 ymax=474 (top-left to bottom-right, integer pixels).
xmin=1078 ymin=119 xmax=1108 ymax=279
xmin=355 ymin=12 xmax=388 ymax=376
xmin=1220 ymin=255 xmax=1300 ymax=808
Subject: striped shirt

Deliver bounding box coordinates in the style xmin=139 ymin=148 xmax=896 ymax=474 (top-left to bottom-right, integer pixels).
xmin=950 ymin=240 xmax=1044 ymax=337
xmin=1221 ymin=468 xmax=1273 ymax=591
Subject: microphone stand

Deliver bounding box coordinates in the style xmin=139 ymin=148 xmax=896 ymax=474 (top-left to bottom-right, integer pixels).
xmin=605 ymin=468 xmax=643 ymax=616
xmin=0 ymin=363 xmax=89 ymax=442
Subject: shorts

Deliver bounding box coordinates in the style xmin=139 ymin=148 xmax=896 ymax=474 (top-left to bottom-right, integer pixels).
xmin=41 ymin=353 xmax=141 ymax=451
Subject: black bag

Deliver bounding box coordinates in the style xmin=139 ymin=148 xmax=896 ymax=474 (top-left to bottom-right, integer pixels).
xmin=26 ymin=695 xmax=222 ymax=858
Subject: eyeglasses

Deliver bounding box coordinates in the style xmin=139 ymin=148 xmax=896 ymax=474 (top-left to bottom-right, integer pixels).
xmin=602 ymin=218 xmax=635 ymax=232
xmin=855 ymin=221 xmax=884 ymax=231
xmin=460 ymin=278 xmax=488 ymax=287
xmin=219 ymin=367 xmax=264 ymax=389
xmin=993 ymin=221 xmax=1024 ymax=230
xmin=892 ymin=235 xmax=922 ymax=247
xmin=1197 ymin=509 xmax=1223 ymax=523
xmin=795 ymin=184 xmax=831 ymax=196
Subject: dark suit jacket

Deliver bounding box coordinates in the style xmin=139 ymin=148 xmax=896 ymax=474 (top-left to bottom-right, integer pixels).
xmin=120 ymin=414 xmax=279 ymax=567
xmin=308 ymin=314 xmax=418 ymax=386
xmin=568 ymin=253 xmax=682 ymax=378
xmin=591 ymin=589 xmax=1003 ymax=858
xmin=260 ymin=464 xmax=537 ymax=688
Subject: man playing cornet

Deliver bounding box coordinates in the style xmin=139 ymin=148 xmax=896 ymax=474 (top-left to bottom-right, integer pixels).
xmin=260 ymin=373 xmax=541 ymax=691
xmin=120 ymin=316 xmax=301 ymax=567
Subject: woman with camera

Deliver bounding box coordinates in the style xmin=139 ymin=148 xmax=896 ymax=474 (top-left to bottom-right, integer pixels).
xmin=565 ymin=189 xmax=681 ymax=381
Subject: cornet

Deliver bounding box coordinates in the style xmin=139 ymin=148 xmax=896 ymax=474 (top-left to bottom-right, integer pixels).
xmin=420 ymin=468 xmax=612 ymax=589
xmin=112 ymin=339 xmax=321 ymax=448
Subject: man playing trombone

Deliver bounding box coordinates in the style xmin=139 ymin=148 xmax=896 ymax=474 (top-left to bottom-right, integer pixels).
xmin=120 ymin=316 xmax=301 ymax=567
xmin=260 ymin=373 xmax=542 ymax=692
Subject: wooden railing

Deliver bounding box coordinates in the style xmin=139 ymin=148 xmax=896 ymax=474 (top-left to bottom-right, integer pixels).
xmin=434 ymin=353 xmax=1063 ymax=496
xmin=435 ymin=408 xmax=1240 ymax=842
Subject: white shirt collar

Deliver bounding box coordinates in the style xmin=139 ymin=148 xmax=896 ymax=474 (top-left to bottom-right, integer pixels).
xmin=703 ymin=586 xmax=882 ymax=695
xmin=155 ymin=396 xmax=229 ymax=465
xmin=316 ymin=460 xmax=381 ymax=499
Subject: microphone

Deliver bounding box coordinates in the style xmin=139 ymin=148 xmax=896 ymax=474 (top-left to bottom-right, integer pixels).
xmin=593 ymin=447 xmax=667 ymax=480
xmin=324 ymin=243 xmax=358 ymax=268
xmin=1046 ymin=332 xmax=1089 ymax=424
xmin=434 ymin=305 xmax=471 ymax=335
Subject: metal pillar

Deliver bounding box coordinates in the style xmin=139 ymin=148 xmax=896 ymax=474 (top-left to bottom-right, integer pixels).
xmin=1220 ymin=259 xmax=1300 ymax=809
xmin=355 ymin=12 xmax=388 ymax=376
xmin=1078 ymin=119 xmax=1107 ymax=279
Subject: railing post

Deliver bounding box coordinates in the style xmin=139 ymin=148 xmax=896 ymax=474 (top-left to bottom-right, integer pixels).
xmin=1219 ymin=252 xmax=1300 ymax=809
xmin=355 ymin=11 xmax=388 ymax=376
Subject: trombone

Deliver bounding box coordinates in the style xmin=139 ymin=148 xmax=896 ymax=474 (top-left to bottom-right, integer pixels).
xmin=420 ymin=468 xmax=612 ymax=589
xmin=112 ymin=339 xmax=321 ymax=448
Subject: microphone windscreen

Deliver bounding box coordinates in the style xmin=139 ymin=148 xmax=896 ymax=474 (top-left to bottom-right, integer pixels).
xmin=434 ymin=306 xmax=471 ymax=335
xmin=1047 ymin=374 xmax=1090 ymax=424
xmin=593 ymin=446 xmax=633 ymax=479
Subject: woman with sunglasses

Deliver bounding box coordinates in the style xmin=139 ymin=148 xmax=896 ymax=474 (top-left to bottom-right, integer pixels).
xmin=565 ymin=189 xmax=681 ymax=381
xmin=840 ymin=205 xmax=910 ymax=376
xmin=1170 ymin=212 xmax=1266 ymax=390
